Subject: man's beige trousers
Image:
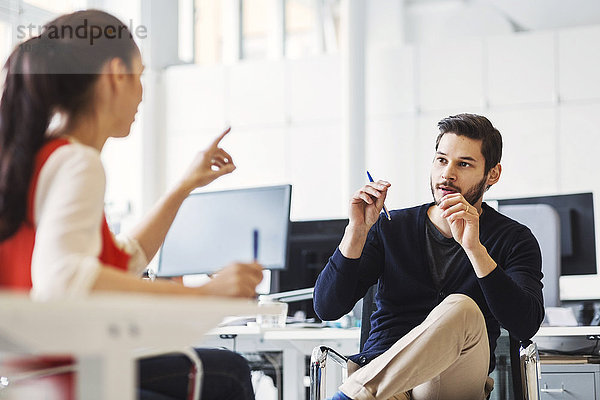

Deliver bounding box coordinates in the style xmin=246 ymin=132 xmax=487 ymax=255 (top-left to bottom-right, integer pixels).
xmin=340 ymin=294 xmax=493 ymax=400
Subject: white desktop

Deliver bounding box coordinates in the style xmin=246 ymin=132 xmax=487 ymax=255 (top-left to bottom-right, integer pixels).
xmin=0 ymin=292 xmax=263 ymax=400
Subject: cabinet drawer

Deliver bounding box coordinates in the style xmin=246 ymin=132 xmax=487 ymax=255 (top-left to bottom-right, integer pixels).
xmin=540 ymin=372 xmax=595 ymax=399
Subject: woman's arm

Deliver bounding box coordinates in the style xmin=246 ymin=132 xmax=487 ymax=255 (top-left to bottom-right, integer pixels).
xmin=33 ymin=138 xmax=261 ymax=300
xmin=92 ymin=261 xmax=263 ymax=298
xmin=129 ymin=128 xmax=235 ymax=261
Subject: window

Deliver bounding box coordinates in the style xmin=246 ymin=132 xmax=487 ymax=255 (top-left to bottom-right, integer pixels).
xmin=23 ymin=0 xmax=83 ymax=14
xmin=242 ymin=0 xmax=270 ymax=60
xmin=0 ymin=1 xmax=83 ymax=51
xmin=194 ymin=0 xmax=223 ymax=64
xmin=0 ymin=21 xmax=11 ymax=64
xmin=191 ymin=0 xmax=341 ymax=64
xmin=16 ymin=1 xmax=86 ymax=42
xmin=286 ymin=0 xmax=317 ymax=58
xmin=286 ymin=0 xmax=340 ymax=59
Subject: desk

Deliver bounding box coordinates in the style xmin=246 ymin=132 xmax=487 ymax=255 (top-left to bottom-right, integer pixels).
xmin=202 ymin=326 xmax=360 ymax=400
xmin=534 ymin=326 xmax=600 ymax=356
xmin=536 ymin=326 xmax=600 ymax=337
xmin=0 ymin=292 xmax=261 ymax=400
xmin=201 ymin=326 xmax=600 ymax=400
xmin=534 ymin=326 xmax=600 ymax=400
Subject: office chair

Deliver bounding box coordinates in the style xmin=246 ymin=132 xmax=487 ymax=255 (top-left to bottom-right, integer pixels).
xmin=310 ymin=285 xmax=541 ymax=400
xmin=0 ymin=347 xmax=203 ymax=400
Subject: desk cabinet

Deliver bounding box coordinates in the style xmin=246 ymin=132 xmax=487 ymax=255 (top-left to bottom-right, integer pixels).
xmin=540 ymin=364 xmax=600 ymax=399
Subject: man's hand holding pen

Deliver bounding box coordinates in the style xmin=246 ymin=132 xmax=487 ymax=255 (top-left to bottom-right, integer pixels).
xmin=339 ymin=179 xmax=391 ymax=259
xmin=349 ymin=180 xmax=392 ymax=230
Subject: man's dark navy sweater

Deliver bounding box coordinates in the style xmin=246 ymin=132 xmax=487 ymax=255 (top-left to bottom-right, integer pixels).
xmin=314 ymin=203 xmax=544 ymax=373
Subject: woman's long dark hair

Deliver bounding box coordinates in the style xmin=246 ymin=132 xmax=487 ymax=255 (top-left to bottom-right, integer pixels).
xmin=0 ymin=10 xmax=139 ymax=240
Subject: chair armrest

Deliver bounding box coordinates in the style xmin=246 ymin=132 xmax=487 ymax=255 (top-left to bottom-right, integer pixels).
xmin=310 ymin=346 xmax=349 ymax=400
xmin=520 ymin=342 xmax=541 ymax=400
xmin=312 ymin=346 xmax=349 ymax=367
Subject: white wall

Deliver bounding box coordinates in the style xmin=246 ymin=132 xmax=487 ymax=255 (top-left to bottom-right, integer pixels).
xmin=97 ymin=0 xmax=144 ymax=233
xmin=163 ymin=24 xmax=600 ymax=213
xmin=162 ymin=22 xmax=600 ymax=297
xmin=163 ymin=55 xmax=344 ymax=220
xmin=164 ymin=23 xmax=600 ymax=210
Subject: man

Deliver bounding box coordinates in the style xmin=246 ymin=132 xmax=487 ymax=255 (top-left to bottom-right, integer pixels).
xmin=314 ymin=114 xmax=544 ymax=400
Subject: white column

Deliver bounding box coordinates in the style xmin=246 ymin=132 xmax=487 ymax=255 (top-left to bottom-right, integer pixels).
xmin=139 ymin=0 xmax=178 ymax=213
xmin=315 ymin=0 xmax=326 ymax=53
xmin=139 ymin=70 xmax=165 ymax=215
xmin=222 ymin=0 xmax=242 ymax=63
xmin=142 ymin=0 xmax=179 ymax=70
xmin=267 ymin=0 xmax=285 ymax=59
xmin=340 ymin=0 xmax=366 ymax=205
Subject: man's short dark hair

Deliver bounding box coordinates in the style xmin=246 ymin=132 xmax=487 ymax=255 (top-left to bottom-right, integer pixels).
xmin=436 ymin=113 xmax=502 ymax=175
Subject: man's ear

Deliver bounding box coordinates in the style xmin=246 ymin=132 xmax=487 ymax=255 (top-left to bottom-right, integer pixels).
xmin=486 ymin=164 xmax=501 ymax=188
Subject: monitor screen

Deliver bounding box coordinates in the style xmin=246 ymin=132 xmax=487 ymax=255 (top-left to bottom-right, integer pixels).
xmin=158 ymin=185 xmax=291 ymax=276
xmin=274 ymin=218 xmax=348 ymax=320
xmin=496 ymin=192 xmax=596 ymax=276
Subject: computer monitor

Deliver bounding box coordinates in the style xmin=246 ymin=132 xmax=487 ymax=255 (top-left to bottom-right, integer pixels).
xmin=158 ymin=185 xmax=292 ymax=277
xmin=496 ymin=192 xmax=596 ymax=276
xmin=274 ymin=218 xmax=348 ymax=320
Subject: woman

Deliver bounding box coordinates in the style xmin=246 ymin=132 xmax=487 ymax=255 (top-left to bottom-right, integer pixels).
xmin=0 ymin=10 xmax=262 ymax=400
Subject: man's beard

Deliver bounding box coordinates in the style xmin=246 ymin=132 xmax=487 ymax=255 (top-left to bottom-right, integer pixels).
xmin=430 ymin=175 xmax=488 ymax=206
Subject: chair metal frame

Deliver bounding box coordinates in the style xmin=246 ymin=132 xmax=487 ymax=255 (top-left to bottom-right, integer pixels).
xmin=512 ymin=339 xmax=542 ymax=400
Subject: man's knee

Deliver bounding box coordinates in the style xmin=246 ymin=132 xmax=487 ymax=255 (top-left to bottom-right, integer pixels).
xmin=440 ymin=293 xmax=485 ymax=327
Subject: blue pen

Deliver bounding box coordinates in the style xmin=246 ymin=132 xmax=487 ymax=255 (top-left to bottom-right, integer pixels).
xmin=366 ymin=171 xmax=391 ymax=221
xmin=253 ymin=229 xmax=259 ymax=261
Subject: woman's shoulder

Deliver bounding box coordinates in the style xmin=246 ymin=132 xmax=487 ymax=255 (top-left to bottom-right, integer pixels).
xmin=46 ymin=138 xmax=101 ymax=159
xmin=34 ymin=140 xmax=106 ymax=224
xmin=43 ymin=140 xmax=103 ymax=173
xmin=37 ymin=140 xmax=106 ymax=195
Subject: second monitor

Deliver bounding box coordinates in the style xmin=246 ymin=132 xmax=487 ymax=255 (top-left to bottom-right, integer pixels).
xmin=276 ymin=218 xmax=348 ymax=320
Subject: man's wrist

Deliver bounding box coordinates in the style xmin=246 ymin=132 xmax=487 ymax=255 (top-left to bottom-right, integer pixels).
xmin=465 ymin=243 xmax=497 ymax=278
xmin=464 ymin=242 xmax=487 ymax=258
xmin=346 ymin=223 xmax=371 ymax=237
xmin=339 ymin=224 xmax=370 ymax=259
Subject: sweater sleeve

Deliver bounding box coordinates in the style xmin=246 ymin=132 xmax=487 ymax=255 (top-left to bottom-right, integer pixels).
xmin=314 ymin=220 xmax=384 ymax=321
xmin=114 ymin=234 xmax=149 ymax=276
xmin=478 ymin=227 xmax=545 ymax=340
xmin=31 ymin=143 xmax=106 ymax=300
